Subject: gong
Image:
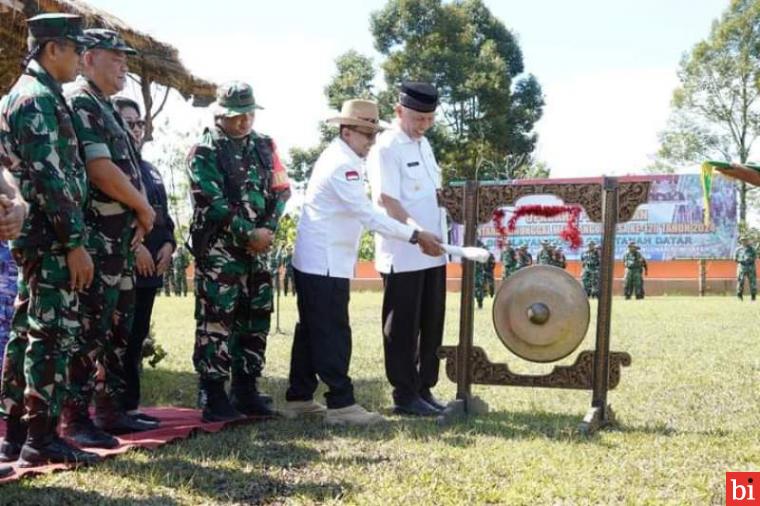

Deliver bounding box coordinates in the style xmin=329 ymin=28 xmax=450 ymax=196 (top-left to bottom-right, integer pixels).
xmin=493 ymin=265 xmax=590 ymax=363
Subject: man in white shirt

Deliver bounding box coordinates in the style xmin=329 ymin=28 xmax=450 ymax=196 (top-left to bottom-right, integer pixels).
xmin=367 ymin=82 xmax=448 ymax=417
xmin=283 ymin=99 xmax=441 ymax=426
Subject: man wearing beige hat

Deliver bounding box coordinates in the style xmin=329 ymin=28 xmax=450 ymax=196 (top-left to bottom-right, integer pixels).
xmin=282 ymin=99 xmax=441 ymax=425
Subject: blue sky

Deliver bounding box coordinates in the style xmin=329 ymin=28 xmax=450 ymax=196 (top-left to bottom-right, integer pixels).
xmin=89 ymin=0 xmax=730 ymax=177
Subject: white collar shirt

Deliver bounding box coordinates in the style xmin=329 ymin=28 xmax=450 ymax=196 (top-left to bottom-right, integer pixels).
xmin=367 ymin=125 xmax=447 ymax=273
xmin=293 ymin=137 xmax=416 ymax=279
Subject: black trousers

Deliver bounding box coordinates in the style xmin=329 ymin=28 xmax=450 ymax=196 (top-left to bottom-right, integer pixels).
xmin=381 ymin=265 xmax=446 ymax=404
xmin=285 ymin=268 xmax=355 ymax=409
xmin=124 ymin=286 xmax=158 ymax=412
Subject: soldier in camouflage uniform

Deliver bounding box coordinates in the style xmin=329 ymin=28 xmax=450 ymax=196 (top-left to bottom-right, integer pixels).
xmin=734 ymin=236 xmax=757 ymax=301
xmin=269 ymin=245 xmax=282 ymax=295
xmin=554 ymin=246 xmax=567 ymax=269
xmin=580 ymin=240 xmax=600 ymax=298
xmin=484 ymin=249 xmax=496 ymax=297
xmin=162 ymin=261 xmax=174 ymax=296
xmin=62 ymin=29 xmax=159 ymax=447
xmin=500 ymin=240 xmax=517 ymax=279
xmin=622 ymin=242 xmax=647 ymax=300
xmin=474 ymin=259 xmax=486 ymax=309
xmin=0 ymin=14 xmax=100 ymax=466
xmin=516 ymin=244 xmax=533 ymax=270
xmin=173 ymin=245 xmax=189 ymax=296
xmin=187 ymin=81 xmax=290 ymax=421
xmin=282 ymin=246 xmax=294 ymax=296
xmin=537 ymin=240 xmax=554 ymax=265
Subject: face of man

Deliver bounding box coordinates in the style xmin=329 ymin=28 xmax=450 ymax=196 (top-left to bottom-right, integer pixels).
xmin=85 ymin=49 xmax=128 ymax=95
xmin=342 ymin=126 xmax=377 ymax=159
xmin=219 ymin=112 xmax=254 ymax=139
xmin=118 ymin=105 xmax=144 ymax=147
xmin=42 ymin=39 xmax=83 ymax=83
xmin=396 ymin=105 xmax=435 ymax=140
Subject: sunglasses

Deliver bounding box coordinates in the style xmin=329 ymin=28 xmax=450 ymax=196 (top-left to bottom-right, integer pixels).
xmin=127 ymin=120 xmax=146 ymax=129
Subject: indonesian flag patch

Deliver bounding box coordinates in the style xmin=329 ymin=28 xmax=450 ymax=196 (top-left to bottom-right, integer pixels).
xmin=345 ymin=170 xmax=360 ymax=181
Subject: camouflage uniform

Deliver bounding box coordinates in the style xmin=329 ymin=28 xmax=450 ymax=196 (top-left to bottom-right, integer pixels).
xmin=580 ymin=243 xmax=600 ymax=297
xmin=554 ymin=248 xmax=567 ymax=269
xmin=537 ymin=242 xmax=553 ymax=265
xmin=0 ymin=242 xmax=18 ymax=364
xmin=282 ymin=248 xmax=294 ymax=296
xmin=173 ymin=247 xmax=189 ymax=296
xmin=269 ymin=247 xmax=282 ymax=295
xmin=188 ymin=119 xmax=289 ymax=384
xmin=0 ymin=56 xmax=88 ymax=432
xmin=63 ymin=33 xmax=144 ymax=421
xmin=163 ymin=263 xmax=174 ymax=296
xmin=474 ymin=261 xmax=486 ymax=309
xmin=623 ymin=244 xmax=647 ymax=300
xmin=484 ymin=252 xmax=495 ymax=297
xmin=500 ymin=244 xmax=517 ymax=279
xmin=516 ymin=246 xmax=532 ymax=270
xmin=734 ymin=239 xmax=757 ymax=300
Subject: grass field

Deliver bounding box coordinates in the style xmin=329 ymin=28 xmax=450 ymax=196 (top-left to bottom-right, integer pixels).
xmin=1 ymin=292 xmax=758 ymax=505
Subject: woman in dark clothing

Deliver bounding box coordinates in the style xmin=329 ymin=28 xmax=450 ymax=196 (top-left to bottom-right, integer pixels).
xmin=113 ymin=96 xmax=176 ymax=424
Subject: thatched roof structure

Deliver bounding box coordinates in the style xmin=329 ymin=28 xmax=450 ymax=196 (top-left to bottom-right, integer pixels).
xmin=1 ymin=0 xmax=216 ymax=137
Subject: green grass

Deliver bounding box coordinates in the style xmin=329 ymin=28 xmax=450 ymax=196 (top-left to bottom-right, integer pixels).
xmin=1 ymin=293 xmax=758 ymax=505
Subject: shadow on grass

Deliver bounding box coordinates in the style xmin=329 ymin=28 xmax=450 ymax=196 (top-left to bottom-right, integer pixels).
xmin=0 ymin=485 xmax=179 ymax=505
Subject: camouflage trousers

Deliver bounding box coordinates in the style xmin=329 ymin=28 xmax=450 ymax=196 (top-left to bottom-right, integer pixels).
xmin=163 ymin=270 xmax=173 ymax=296
xmin=474 ymin=279 xmax=485 ymax=308
xmin=193 ymin=248 xmax=273 ymax=381
xmin=582 ymin=269 xmax=600 ymax=297
xmin=64 ymin=253 xmax=135 ymax=414
xmin=736 ymin=266 xmax=757 ymax=296
xmin=283 ymin=269 xmax=294 ymax=296
xmin=623 ymin=269 xmax=644 ymax=299
xmin=0 ymin=250 xmax=79 ymax=426
xmin=484 ymin=276 xmax=495 ymax=298
xmin=174 ymin=271 xmax=188 ymax=296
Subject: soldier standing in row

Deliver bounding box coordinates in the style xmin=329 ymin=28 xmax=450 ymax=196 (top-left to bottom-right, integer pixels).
xmin=622 ymin=242 xmax=647 ymax=300
xmin=500 ymin=240 xmax=517 ymax=279
xmin=554 ymin=246 xmax=567 ymax=269
xmin=188 ymin=81 xmax=290 ymax=422
xmin=537 ymin=240 xmax=553 ymax=265
xmin=516 ymin=244 xmax=533 ymax=270
xmin=0 ymin=14 xmax=100 ymax=466
xmin=474 ymin=257 xmax=486 ymax=309
xmin=282 ymin=246 xmax=294 ymax=296
xmin=484 ymin=248 xmax=496 ymax=298
xmin=62 ymin=29 xmax=158 ymax=448
xmin=734 ymin=236 xmax=757 ymax=301
xmin=580 ymin=240 xmax=600 ymax=298
xmin=173 ymin=245 xmax=189 ymax=296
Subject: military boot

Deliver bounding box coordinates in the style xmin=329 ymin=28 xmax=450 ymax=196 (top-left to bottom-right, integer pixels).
xmin=752 ymin=293 xmax=757 ymax=301
xmin=0 ymin=417 xmax=26 ymax=462
xmin=61 ymin=405 xmax=118 ymax=449
xmin=198 ymin=378 xmax=245 ymax=423
xmin=738 ymin=293 xmax=744 ymax=301
xmin=19 ymin=416 xmax=100 ymax=467
xmin=230 ymin=375 xmax=278 ymax=418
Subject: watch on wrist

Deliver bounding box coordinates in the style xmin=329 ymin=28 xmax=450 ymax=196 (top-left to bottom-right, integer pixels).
xmin=409 ymin=230 xmax=420 ymax=244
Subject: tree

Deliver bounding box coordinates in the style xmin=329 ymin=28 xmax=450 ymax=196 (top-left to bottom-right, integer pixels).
xmin=370 ymin=0 xmax=544 ymax=181
xmin=654 ymin=0 xmax=760 ymax=224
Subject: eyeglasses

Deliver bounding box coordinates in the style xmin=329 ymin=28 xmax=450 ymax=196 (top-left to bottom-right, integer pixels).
xmin=127 ymin=120 xmax=146 ymax=129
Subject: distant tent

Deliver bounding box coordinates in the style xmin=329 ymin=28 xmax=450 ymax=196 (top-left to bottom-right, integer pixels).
xmin=0 ymin=0 xmax=216 ymax=139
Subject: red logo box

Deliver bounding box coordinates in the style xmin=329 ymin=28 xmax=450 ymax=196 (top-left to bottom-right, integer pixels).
xmin=727 ymin=472 xmax=760 ymax=505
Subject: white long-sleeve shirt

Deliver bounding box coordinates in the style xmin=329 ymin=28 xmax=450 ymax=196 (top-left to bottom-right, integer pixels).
xmin=293 ymin=137 xmax=416 ymax=279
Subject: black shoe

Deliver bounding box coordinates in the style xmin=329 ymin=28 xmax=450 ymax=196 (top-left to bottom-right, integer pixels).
xmin=95 ymin=412 xmax=158 ymax=435
xmin=128 ymin=412 xmax=161 ymax=425
xmin=230 ymin=376 xmax=278 ymax=418
xmin=392 ymin=397 xmax=440 ymax=417
xmin=0 ymin=417 xmax=26 ymax=462
xmin=63 ymin=417 xmax=119 ymax=449
xmin=420 ymin=391 xmax=446 ymax=411
xmin=0 ymin=465 xmax=12 ymax=478
xmin=752 ymin=294 xmax=756 ymax=301
xmin=738 ymin=293 xmax=744 ymax=301
xmin=19 ymin=435 xmax=100 ymax=467
xmin=199 ymin=378 xmax=245 ymax=423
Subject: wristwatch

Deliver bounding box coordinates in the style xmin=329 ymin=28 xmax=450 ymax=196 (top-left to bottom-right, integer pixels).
xmin=409 ymin=230 xmax=420 ymax=244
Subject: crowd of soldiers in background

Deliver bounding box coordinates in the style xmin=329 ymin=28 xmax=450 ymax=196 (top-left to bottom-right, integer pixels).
xmin=472 ymin=239 xmax=653 ymax=308
xmin=161 ymin=246 xmax=190 ymax=297
xmin=268 ymin=246 xmax=295 ymax=297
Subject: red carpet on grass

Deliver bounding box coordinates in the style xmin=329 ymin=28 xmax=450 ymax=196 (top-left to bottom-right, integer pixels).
xmin=0 ymin=407 xmax=249 ymax=484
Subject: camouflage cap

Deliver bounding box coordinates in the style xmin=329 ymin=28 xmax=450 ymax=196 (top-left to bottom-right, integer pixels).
xmin=84 ymin=28 xmax=137 ymax=55
xmin=214 ymin=81 xmax=263 ymax=117
xmin=27 ymin=13 xmax=94 ymax=47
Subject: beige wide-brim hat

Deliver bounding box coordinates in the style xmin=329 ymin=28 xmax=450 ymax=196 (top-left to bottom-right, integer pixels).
xmin=326 ymin=99 xmax=387 ymax=131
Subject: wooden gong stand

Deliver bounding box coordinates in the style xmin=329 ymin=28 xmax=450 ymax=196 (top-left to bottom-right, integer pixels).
xmin=436 ymin=177 xmax=650 ymax=434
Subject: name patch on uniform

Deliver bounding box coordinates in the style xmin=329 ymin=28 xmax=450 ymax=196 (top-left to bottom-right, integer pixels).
xmin=407 ymin=161 xmax=420 ymax=167
xmin=345 ymin=170 xmax=360 ymax=181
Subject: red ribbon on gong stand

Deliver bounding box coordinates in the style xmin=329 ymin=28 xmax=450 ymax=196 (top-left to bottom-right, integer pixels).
xmin=492 ymin=204 xmax=583 ymax=250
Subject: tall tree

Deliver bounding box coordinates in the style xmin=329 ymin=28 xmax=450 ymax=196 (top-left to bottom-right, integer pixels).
xmin=655 ymin=0 xmax=760 ymax=224
xmin=370 ymin=0 xmax=544 ymax=181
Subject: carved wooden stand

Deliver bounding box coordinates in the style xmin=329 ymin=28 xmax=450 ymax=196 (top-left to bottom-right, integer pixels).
xmin=436 ymin=177 xmax=649 ymax=434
